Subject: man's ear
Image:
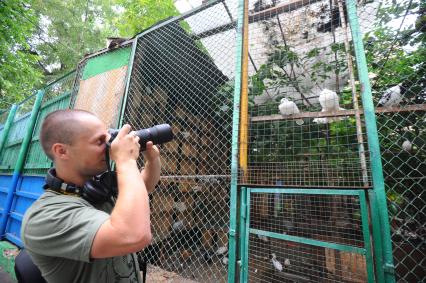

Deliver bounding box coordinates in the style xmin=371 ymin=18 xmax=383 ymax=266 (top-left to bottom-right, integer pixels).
xmin=51 ymin=143 xmax=69 ymax=160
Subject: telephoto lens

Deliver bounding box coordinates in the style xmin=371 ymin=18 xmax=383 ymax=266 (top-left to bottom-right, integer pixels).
xmin=108 ymin=124 xmax=174 ymax=150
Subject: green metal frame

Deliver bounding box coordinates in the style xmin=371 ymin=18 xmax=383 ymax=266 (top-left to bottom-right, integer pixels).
xmin=228 ymin=0 xmax=246 ymax=281
xmin=346 ymin=0 xmax=395 ymax=282
xmin=239 ymin=187 xmax=375 ymax=283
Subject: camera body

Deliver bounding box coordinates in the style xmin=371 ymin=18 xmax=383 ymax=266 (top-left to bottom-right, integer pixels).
xmin=108 ymin=124 xmax=174 ymax=150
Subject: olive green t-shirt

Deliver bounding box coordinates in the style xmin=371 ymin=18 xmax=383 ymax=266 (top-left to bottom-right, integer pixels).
xmin=21 ymin=191 xmax=142 ymax=283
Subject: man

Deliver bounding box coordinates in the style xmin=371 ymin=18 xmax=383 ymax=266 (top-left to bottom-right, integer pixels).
xmin=21 ymin=109 xmax=160 ymax=283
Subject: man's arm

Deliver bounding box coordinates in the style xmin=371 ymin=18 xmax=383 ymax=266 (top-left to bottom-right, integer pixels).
xmin=91 ymin=125 xmax=152 ymax=258
xmin=141 ymin=142 xmax=161 ymax=193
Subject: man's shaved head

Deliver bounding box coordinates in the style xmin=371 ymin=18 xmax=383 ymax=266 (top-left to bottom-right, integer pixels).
xmin=40 ymin=109 xmax=97 ymax=160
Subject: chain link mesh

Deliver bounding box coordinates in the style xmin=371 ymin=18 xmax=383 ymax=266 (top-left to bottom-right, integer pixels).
xmin=121 ymin=1 xmax=237 ymax=281
xmin=2 ymin=0 xmax=418 ymax=281
xmin=357 ymin=0 xmax=425 ymax=281
xmin=243 ymin=0 xmax=374 ymax=188
xmin=246 ymin=190 xmax=369 ymax=283
xmin=237 ymin=0 xmax=393 ymax=281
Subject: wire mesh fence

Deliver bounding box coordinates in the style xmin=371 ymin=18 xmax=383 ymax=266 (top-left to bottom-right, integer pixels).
xmin=120 ymin=1 xmax=238 ymax=282
xmin=0 ymin=0 xmax=420 ymax=281
xmin=248 ymin=238 xmax=367 ymax=283
xmin=357 ymin=0 xmax=426 ymax=281
xmin=240 ymin=0 xmax=374 ymax=189
xmin=244 ymin=189 xmax=371 ymax=283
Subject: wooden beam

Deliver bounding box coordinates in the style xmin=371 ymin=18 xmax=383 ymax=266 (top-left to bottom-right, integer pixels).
xmin=251 ymin=104 xmax=426 ymax=122
xmin=374 ymin=103 xmax=426 ymax=114
xmin=251 ymin=109 xmax=356 ymax=122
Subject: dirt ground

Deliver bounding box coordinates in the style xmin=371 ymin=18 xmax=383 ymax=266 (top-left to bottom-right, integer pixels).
xmin=145 ymin=265 xmax=199 ymax=283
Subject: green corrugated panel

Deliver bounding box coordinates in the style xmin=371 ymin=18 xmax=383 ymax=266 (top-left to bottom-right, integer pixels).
xmin=0 ymin=112 xmax=31 ymax=174
xmin=23 ymin=92 xmax=71 ymax=175
xmin=81 ymin=47 xmax=131 ymax=80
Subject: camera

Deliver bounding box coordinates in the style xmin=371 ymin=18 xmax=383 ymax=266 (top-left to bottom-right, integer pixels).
xmin=108 ymin=124 xmax=174 ymax=150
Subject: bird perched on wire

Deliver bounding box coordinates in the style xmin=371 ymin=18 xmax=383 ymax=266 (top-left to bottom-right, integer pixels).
xmin=314 ymin=89 xmax=346 ymax=124
xmin=278 ymin=98 xmax=304 ymax=125
xmin=318 ymin=88 xmax=343 ymax=111
xmin=378 ymin=84 xmax=405 ymax=108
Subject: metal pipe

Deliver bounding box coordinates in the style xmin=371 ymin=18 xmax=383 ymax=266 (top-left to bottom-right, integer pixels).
xmin=346 ymin=1 xmax=396 ymax=281
xmin=238 ymin=0 xmax=249 ymax=182
xmin=228 ymin=0 xmax=246 ymax=281
xmin=337 ymin=0 xmax=369 ymax=187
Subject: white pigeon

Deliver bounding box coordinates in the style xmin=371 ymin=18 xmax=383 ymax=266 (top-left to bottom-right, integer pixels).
xmin=271 ymin=253 xmax=283 ymax=271
xmin=318 ymin=88 xmax=342 ymax=111
xmin=278 ymin=98 xmax=304 ymax=125
xmin=378 ymin=84 xmax=403 ymax=108
xmin=402 ymin=140 xmax=413 ymax=152
xmin=314 ymin=89 xmax=346 ymax=124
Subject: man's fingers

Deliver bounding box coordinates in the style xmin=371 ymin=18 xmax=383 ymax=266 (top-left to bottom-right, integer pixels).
xmin=117 ymin=124 xmax=131 ymax=138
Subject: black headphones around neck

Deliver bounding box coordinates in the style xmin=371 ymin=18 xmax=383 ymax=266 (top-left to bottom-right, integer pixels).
xmin=44 ymin=168 xmax=118 ymax=204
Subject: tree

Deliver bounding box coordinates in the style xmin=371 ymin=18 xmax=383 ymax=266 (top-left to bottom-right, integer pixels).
xmin=112 ymin=0 xmax=179 ymax=37
xmin=31 ymin=0 xmax=120 ymax=81
xmin=0 ymin=0 xmax=43 ymax=109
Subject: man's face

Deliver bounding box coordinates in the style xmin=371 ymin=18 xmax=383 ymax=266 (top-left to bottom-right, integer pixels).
xmin=67 ymin=115 xmax=110 ymax=178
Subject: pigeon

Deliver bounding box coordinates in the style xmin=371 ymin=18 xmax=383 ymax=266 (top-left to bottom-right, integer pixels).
xmin=318 ymin=88 xmax=343 ymax=111
xmin=378 ymin=84 xmax=404 ymax=108
xmin=271 ymin=253 xmax=283 ymax=271
xmin=402 ymin=140 xmax=413 ymax=152
xmin=278 ymin=98 xmax=304 ymax=125
xmin=314 ymin=89 xmax=346 ymax=124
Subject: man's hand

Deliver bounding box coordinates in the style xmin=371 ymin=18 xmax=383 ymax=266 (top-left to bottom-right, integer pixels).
xmin=91 ymin=125 xmax=152 ymax=259
xmin=141 ymin=141 xmax=161 ymax=192
xmin=142 ymin=141 xmax=160 ymax=162
xmin=110 ymin=124 xmax=140 ymax=164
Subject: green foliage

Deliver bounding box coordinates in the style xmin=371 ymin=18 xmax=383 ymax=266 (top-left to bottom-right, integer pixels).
xmin=112 ymin=0 xmax=179 ymax=37
xmin=249 ymin=43 xmax=347 ymax=101
xmin=32 ymin=0 xmax=119 ymax=80
xmin=0 ymin=0 xmax=43 ymax=109
xmin=365 ymin=0 xmax=425 ymax=92
xmin=365 ymin=0 xmax=426 ymax=226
